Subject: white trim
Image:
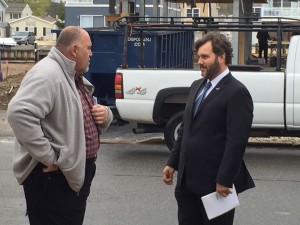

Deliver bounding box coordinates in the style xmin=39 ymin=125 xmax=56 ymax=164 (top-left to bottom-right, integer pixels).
xmin=135 ymin=4 xmax=180 ymax=12
xmin=65 ymin=4 xmax=109 ymax=7
xmin=168 ymin=7 xmax=181 ymax=12
xmin=81 ymin=14 xmax=104 ymax=17
xmin=186 ymin=8 xmax=200 ymax=17
xmin=66 ymin=3 xmax=180 ymax=11
xmin=9 ymin=15 xmax=56 ymax=25
xmin=0 ymin=0 xmax=8 ymax=8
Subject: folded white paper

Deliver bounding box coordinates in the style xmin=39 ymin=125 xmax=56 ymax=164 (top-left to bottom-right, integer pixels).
xmin=201 ymin=185 xmax=239 ymax=220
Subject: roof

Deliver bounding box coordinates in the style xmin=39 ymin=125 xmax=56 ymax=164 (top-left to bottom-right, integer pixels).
xmin=9 ymin=15 xmax=57 ymax=25
xmin=38 ymin=16 xmax=57 ymax=23
xmin=0 ymin=0 xmax=8 ymax=9
xmin=169 ymin=0 xmax=267 ymax=3
xmin=6 ymin=3 xmax=28 ymax=13
xmin=0 ymin=22 xmax=9 ymax=28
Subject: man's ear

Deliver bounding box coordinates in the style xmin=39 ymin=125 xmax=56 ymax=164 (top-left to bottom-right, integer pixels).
xmin=71 ymin=44 xmax=78 ymax=57
xmin=218 ymin=53 xmax=226 ymax=64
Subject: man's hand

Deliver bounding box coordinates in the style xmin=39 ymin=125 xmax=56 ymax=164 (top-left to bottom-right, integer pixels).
xmin=91 ymin=104 xmax=109 ymax=125
xmin=216 ymin=183 xmax=232 ymax=197
xmin=43 ymin=164 xmax=59 ymax=173
xmin=162 ymin=166 xmax=175 ymax=185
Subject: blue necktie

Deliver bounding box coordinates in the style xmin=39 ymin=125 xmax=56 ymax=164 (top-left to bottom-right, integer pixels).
xmin=193 ymin=81 xmax=212 ymax=117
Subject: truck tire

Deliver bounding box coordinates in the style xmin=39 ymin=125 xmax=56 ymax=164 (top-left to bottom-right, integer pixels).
xmin=164 ymin=111 xmax=183 ymax=151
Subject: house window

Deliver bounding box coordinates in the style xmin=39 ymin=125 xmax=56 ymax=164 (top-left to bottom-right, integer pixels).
xmin=25 ymin=27 xmax=35 ymax=33
xmin=282 ymin=0 xmax=291 ymax=7
xmin=11 ymin=13 xmax=21 ymax=19
xmin=253 ymin=8 xmax=261 ymax=18
xmin=186 ymin=8 xmax=200 ymax=18
xmin=43 ymin=27 xmax=52 ymax=36
xmin=273 ymin=0 xmax=291 ymax=8
xmin=273 ymin=0 xmax=281 ymax=7
xmin=80 ymin=15 xmax=104 ymax=28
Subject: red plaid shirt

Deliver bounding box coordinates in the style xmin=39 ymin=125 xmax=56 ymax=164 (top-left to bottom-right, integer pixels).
xmin=75 ymin=74 xmax=100 ymax=159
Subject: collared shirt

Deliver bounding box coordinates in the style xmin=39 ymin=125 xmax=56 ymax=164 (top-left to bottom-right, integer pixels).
xmin=75 ymin=74 xmax=100 ymax=159
xmin=204 ymin=68 xmax=229 ymax=97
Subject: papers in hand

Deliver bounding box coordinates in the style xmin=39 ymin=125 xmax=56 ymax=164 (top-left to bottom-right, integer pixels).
xmin=92 ymin=96 xmax=98 ymax=105
xmin=201 ymin=185 xmax=239 ymax=220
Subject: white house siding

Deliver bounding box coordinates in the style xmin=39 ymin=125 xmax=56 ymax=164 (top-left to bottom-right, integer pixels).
xmin=5 ymin=4 xmax=33 ymax=23
xmin=21 ymin=5 xmax=33 ymax=17
xmin=9 ymin=16 xmax=57 ymax=40
xmin=0 ymin=1 xmax=7 ymax=23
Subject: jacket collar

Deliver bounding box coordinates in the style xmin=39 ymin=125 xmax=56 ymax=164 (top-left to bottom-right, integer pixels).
xmin=48 ymin=46 xmax=77 ymax=79
xmin=48 ymin=47 xmax=95 ymax=95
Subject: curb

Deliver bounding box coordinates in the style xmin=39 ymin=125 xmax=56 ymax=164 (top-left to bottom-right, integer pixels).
xmin=2 ymin=130 xmax=300 ymax=148
xmin=101 ymin=136 xmax=164 ymax=145
xmin=248 ymin=140 xmax=300 ymax=147
xmin=102 ymin=137 xmax=300 ymax=147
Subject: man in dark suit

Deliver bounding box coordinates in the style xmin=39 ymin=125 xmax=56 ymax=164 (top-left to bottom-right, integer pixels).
xmin=162 ymin=32 xmax=255 ymax=225
xmin=257 ymin=31 xmax=270 ymax=64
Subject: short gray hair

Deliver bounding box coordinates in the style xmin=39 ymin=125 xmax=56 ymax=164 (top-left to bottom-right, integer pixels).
xmin=56 ymin=26 xmax=83 ymax=51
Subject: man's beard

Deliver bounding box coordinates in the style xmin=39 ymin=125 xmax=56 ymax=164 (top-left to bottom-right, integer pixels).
xmin=201 ymin=57 xmax=221 ymax=80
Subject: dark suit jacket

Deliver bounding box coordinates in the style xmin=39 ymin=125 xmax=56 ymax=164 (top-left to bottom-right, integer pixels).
xmin=167 ymin=73 xmax=255 ymax=195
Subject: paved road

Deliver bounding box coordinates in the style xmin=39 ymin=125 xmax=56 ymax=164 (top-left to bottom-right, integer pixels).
xmin=1 ymin=138 xmax=300 ymax=225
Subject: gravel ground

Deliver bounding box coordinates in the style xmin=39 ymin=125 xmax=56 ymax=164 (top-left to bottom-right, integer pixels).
xmin=0 ymin=62 xmax=35 ymax=110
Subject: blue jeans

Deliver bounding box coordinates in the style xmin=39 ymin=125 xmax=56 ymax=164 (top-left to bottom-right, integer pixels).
xmin=23 ymin=158 xmax=96 ymax=225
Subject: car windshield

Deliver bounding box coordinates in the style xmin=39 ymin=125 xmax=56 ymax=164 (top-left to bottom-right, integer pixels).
xmin=13 ymin=32 xmax=28 ymax=36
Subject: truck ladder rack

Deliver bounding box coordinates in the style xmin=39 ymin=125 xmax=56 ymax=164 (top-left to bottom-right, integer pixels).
xmin=113 ymin=16 xmax=300 ymax=71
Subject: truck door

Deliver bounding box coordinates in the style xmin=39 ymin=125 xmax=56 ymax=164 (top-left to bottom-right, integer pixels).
xmin=286 ymin=35 xmax=300 ymax=128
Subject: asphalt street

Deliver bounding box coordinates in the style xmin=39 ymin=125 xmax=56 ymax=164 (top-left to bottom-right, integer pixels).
xmin=1 ymin=137 xmax=300 ymax=225
xmin=1 ymin=110 xmax=300 ymax=225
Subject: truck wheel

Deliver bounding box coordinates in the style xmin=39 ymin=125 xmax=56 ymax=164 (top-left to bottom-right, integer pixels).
xmin=164 ymin=111 xmax=183 ymax=151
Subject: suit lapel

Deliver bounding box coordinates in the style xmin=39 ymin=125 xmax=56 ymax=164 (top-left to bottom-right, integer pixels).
xmin=188 ymin=79 xmax=206 ymax=117
xmin=184 ymin=78 xmax=206 ymax=131
xmin=193 ymin=73 xmax=233 ymax=118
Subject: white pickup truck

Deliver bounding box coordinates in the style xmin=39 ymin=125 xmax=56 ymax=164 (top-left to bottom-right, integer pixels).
xmin=115 ymin=35 xmax=300 ymax=150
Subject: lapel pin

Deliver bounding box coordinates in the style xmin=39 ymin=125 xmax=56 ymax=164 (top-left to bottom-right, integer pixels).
xmin=216 ymin=87 xmax=220 ymax=90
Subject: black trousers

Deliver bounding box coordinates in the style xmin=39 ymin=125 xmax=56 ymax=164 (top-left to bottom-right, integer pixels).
xmin=258 ymin=43 xmax=268 ymax=62
xmin=23 ymin=158 xmax=96 ymax=225
xmin=175 ymin=175 xmax=235 ymax=225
